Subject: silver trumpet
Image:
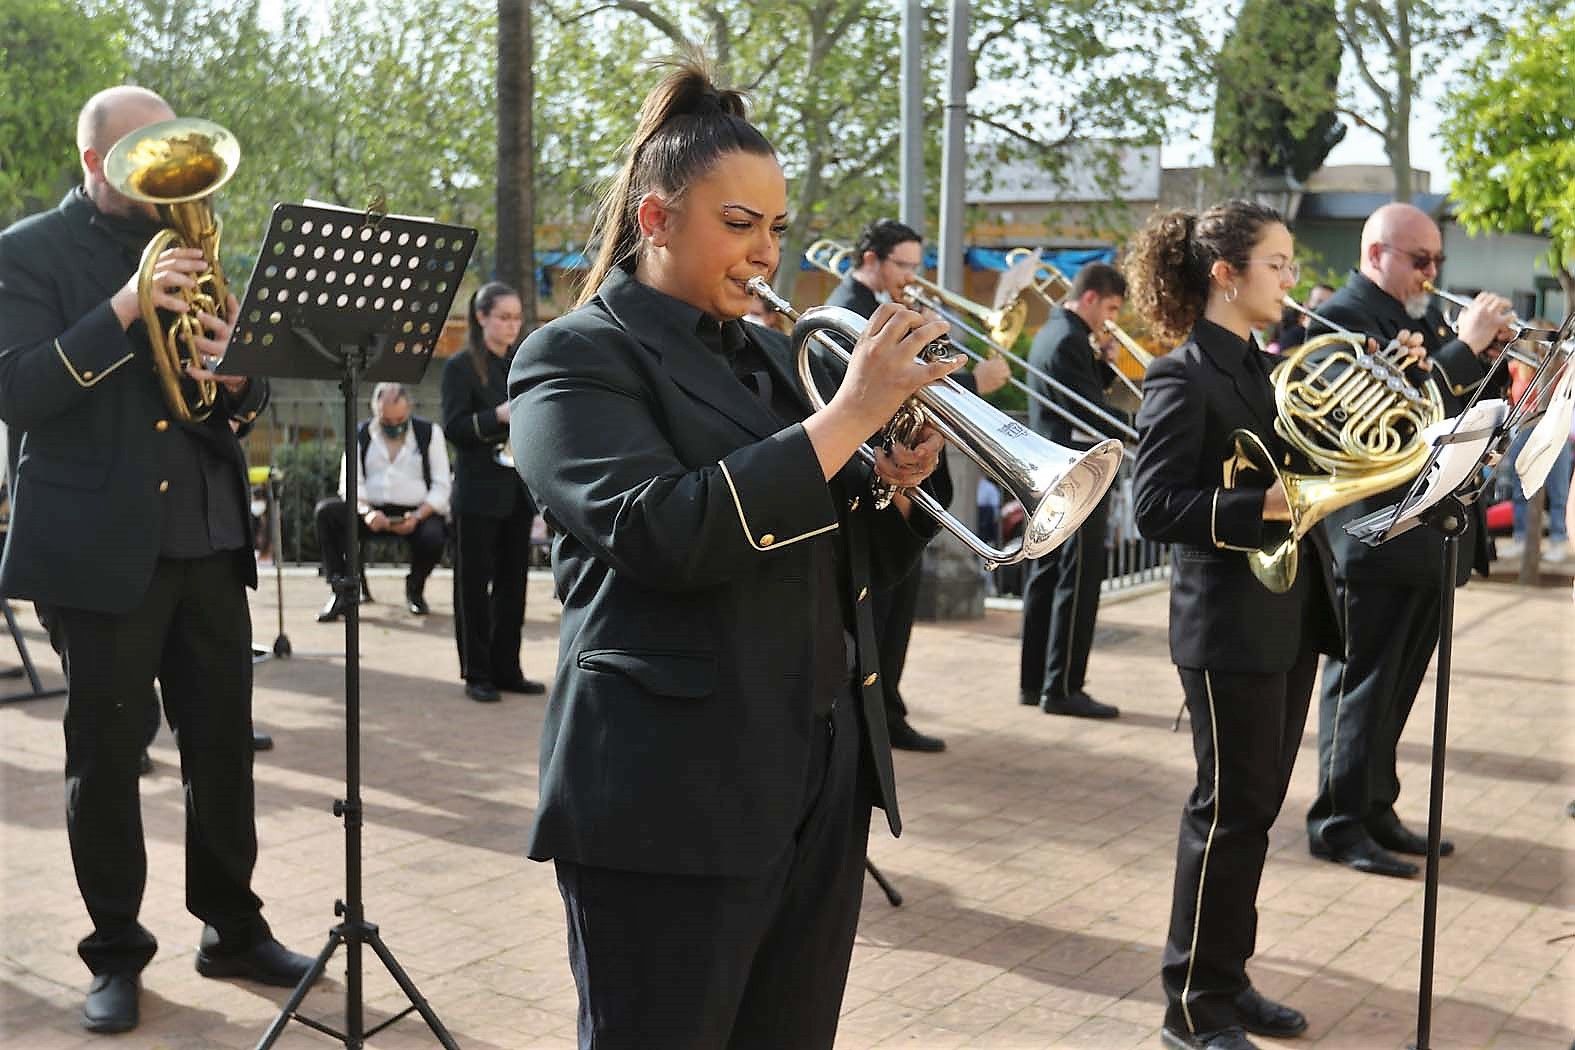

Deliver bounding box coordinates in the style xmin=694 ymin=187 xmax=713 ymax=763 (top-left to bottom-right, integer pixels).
xmin=747 ymin=277 xmax=1124 ymax=568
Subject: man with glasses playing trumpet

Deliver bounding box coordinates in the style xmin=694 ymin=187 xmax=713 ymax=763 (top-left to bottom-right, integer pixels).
xmin=823 ymin=218 xmax=1010 ymax=752
xmin=1019 ymin=262 xmax=1129 ymax=719
xmin=1303 ymin=201 xmax=1515 ymax=878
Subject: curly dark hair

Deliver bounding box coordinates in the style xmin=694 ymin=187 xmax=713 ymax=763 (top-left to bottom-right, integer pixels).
xmin=1124 ymin=200 xmax=1283 ymax=344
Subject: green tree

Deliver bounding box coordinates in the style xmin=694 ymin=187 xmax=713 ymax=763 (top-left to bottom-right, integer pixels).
xmin=535 ymin=0 xmax=1213 ymax=298
xmin=1441 ymin=16 xmax=1575 ymax=303
xmin=93 ymin=0 xmax=499 ymax=283
xmin=1328 ymin=0 xmax=1564 ymax=202
xmin=0 ymin=0 xmax=128 ymax=222
xmin=1212 ymin=0 xmax=1344 ymax=184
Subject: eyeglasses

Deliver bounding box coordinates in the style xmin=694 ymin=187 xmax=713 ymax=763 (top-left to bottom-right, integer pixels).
xmin=885 ymin=258 xmax=923 ymax=274
xmin=1379 ymin=243 xmax=1446 ymax=271
xmin=1251 ymin=257 xmax=1301 ymax=283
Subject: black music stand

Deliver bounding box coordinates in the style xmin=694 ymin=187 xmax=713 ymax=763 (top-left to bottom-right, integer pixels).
xmin=1344 ymin=394 xmax=1514 ymax=1050
xmin=221 ymin=201 xmax=475 ymax=1050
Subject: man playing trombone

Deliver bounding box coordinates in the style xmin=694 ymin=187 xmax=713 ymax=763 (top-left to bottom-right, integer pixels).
xmin=824 ymin=218 xmax=1009 ymax=752
xmin=1019 ymin=263 xmax=1129 ymax=718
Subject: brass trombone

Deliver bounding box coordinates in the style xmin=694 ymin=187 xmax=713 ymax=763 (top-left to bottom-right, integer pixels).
xmin=1002 ymin=247 xmax=1153 ymax=404
xmin=801 ymin=240 xmax=1139 ymax=454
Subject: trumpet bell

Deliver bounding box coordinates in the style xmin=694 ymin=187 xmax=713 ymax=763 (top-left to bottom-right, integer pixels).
xmin=782 ymin=301 xmax=1123 ymax=567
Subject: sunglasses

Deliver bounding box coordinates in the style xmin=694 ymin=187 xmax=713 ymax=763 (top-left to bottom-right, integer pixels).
xmin=1379 ymin=243 xmax=1446 ymax=271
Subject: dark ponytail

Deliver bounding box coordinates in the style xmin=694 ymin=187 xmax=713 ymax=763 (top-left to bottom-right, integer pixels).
xmin=1124 ymin=199 xmax=1282 ymax=343
xmin=466 ymin=280 xmax=519 ymax=381
xmin=577 ymin=53 xmax=776 ymax=306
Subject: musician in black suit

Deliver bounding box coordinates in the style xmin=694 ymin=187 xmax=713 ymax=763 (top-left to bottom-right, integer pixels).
xmin=0 ymin=86 xmax=310 ymax=1035
xmin=1129 ymin=200 xmax=1341 ymax=1050
xmin=441 ymin=281 xmax=544 ymax=703
xmin=509 ymin=62 xmax=956 ymax=1050
xmin=1303 ymin=202 xmax=1513 ymax=878
xmin=825 ymin=218 xmax=1009 ymax=752
xmin=1019 ymin=262 xmax=1127 ymax=718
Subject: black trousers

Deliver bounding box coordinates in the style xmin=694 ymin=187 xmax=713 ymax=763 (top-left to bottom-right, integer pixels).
xmin=453 ymin=503 xmax=533 ymax=686
xmin=554 ymin=695 xmax=870 ymax=1050
xmin=51 ymin=555 xmax=267 ymax=977
xmin=870 ymin=562 xmax=920 ymax=724
xmin=314 ymin=497 xmax=446 ymax=595
xmin=1161 ymin=642 xmax=1319 ymax=1036
xmin=1019 ymin=493 xmax=1109 ymax=699
xmin=1307 ymin=578 xmax=1441 ymax=848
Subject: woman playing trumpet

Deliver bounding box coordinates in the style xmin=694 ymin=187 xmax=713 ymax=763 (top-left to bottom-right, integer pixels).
xmin=507 ymin=57 xmax=957 ymax=1049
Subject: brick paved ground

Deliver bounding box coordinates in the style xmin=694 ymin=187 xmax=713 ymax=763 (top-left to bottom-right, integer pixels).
xmin=2 ymin=563 xmax=1570 ymax=1049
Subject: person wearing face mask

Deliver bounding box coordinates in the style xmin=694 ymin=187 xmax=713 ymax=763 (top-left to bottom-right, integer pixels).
xmin=509 ymin=58 xmax=958 ymax=1050
xmin=441 ymin=282 xmax=545 ymax=703
xmin=313 ymin=382 xmax=450 ymax=622
xmin=1128 ymin=200 xmax=1343 ymax=1050
xmin=0 ymin=85 xmax=310 ymax=1035
xmin=1019 ymin=261 xmax=1129 ymax=719
xmin=1301 ymin=202 xmax=1515 ymax=879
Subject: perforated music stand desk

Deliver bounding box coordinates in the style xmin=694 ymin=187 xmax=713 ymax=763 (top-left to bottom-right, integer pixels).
xmin=222 ymin=201 xmax=475 ymax=1050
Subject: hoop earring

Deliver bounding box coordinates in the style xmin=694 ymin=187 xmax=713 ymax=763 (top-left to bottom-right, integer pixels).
xmin=1224 ymin=284 xmax=1239 ymax=304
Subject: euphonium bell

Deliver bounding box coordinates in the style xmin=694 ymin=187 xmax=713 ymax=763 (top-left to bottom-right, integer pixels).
xmin=104 ymin=117 xmax=240 ymax=422
xmin=747 ymin=277 xmax=1124 ymax=568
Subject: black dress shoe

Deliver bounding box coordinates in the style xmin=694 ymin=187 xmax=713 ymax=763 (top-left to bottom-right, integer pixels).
xmin=316 ymin=593 xmax=350 ymax=623
xmin=465 ymin=681 xmax=501 ymax=703
xmin=1161 ymin=1025 xmax=1258 ymax=1050
xmin=405 ymin=575 xmax=429 ymax=615
xmin=1369 ymin=817 xmax=1454 ymax=857
xmin=1310 ymin=835 xmax=1419 ymax=878
xmin=252 ymin=731 xmax=274 ymax=752
xmin=83 ymin=973 xmax=139 ymax=1033
xmin=196 ymin=936 xmax=314 ymax=988
xmin=888 ymin=720 xmax=946 ymax=752
xmin=496 ymin=676 xmax=546 ymax=695
xmin=1041 ymin=690 xmax=1120 ymax=719
xmin=1020 ymin=689 xmax=1040 ymax=706
xmin=1234 ymin=985 xmax=1307 ymax=1037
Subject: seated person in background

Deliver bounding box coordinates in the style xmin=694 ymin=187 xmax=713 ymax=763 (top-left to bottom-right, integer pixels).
xmin=315 ymin=382 xmax=450 ymax=621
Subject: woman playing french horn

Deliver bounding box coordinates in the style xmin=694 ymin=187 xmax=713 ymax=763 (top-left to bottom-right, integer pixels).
xmin=1127 ymin=200 xmax=1343 ymax=1050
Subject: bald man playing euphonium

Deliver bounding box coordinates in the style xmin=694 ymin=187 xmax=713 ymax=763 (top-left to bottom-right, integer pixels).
xmin=0 ymin=85 xmax=311 ymax=1034
xmin=1302 ymin=202 xmax=1514 ymax=879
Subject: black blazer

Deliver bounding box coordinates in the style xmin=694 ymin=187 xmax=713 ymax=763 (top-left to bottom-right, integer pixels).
xmin=509 ymin=267 xmax=940 ymax=878
xmin=1027 ymin=305 xmax=1120 ymax=449
xmin=1307 ymin=271 xmax=1490 ymax=587
xmin=441 ymin=347 xmax=533 ymax=519
xmin=1134 ymin=319 xmax=1339 ymax=674
xmin=0 ymin=190 xmax=264 ymax=614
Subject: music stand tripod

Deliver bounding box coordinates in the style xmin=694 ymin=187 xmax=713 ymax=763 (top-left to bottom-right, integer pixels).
xmin=221 ymin=201 xmax=476 ymax=1049
xmin=1345 ymin=393 xmax=1516 ymax=1050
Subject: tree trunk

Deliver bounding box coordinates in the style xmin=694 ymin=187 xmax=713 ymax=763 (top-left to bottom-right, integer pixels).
xmin=1389 ymin=0 xmax=1414 ymax=202
xmin=496 ymin=0 xmax=537 ymax=327
xmin=1558 ymin=269 xmax=1574 ymax=313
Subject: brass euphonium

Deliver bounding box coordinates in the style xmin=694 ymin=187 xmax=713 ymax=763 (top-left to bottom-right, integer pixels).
xmin=1225 ymin=297 xmax=1445 ymax=592
xmin=104 ymin=117 xmax=241 ymax=422
xmin=747 ymin=277 xmax=1124 ymax=568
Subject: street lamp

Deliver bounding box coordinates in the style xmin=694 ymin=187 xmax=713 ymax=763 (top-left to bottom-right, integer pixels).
xmin=1250 ymin=170 xmax=1305 ymax=224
